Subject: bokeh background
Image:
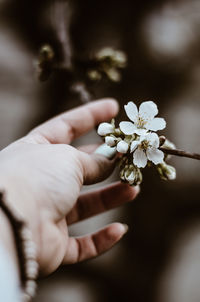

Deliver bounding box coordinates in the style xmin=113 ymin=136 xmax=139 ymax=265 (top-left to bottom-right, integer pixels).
xmin=0 ymin=0 xmax=200 ymax=301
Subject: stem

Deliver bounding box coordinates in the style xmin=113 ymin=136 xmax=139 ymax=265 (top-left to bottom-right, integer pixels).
xmin=160 ymin=147 xmax=200 ymax=160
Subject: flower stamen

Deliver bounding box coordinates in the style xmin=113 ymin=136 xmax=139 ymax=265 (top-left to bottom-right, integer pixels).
xmin=137 ymin=116 xmax=147 ymax=128
xmin=139 ymin=140 xmax=149 ymax=150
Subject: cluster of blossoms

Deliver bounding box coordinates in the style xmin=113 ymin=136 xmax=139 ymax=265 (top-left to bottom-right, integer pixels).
xmin=87 ymin=47 xmax=127 ymax=82
xmin=97 ymin=101 xmax=176 ymax=185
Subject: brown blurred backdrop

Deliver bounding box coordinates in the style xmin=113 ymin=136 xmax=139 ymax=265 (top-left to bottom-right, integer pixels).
xmin=0 ymin=0 xmax=200 ymax=301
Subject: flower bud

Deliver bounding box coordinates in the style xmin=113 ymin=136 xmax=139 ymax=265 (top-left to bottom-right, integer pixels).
xmin=97 ymin=123 xmax=114 ymax=136
xmin=119 ymin=162 xmax=142 ymax=185
xmin=124 ymin=166 xmax=142 ymax=185
xmin=87 ymin=70 xmax=101 ymax=81
xmin=162 ymin=139 xmax=176 ymax=150
xmin=117 ymin=140 xmax=129 ymax=153
xmin=105 ymin=136 xmax=117 ymax=147
xmin=105 ymin=68 xmax=121 ymax=82
xmin=157 ymin=162 xmax=176 ymax=181
xmin=114 ymin=50 xmax=127 ymax=67
xmin=126 ymin=171 xmax=136 ymax=185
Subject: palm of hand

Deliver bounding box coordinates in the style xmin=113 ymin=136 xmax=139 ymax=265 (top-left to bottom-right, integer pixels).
xmin=0 ymin=100 xmax=139 ymax=275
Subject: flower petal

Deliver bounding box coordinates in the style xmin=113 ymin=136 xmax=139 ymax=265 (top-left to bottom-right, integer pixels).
xmin=139 ymin=101 xmax=158 ymax=121
xmin=124 ymin=102 xmax=138 ymax=122
xmin=97 ymin=122 xmax=114 ymax=136
xmin=134 ymin=128 xmax=148 ymax=136
xmin=146 ymin=132 xmax=159 ymax=148
xmin=146 ymin=117 xmax=166 ymax=131
xmin=119 ymin=121 xmax=136 ymax=135
xmin=133 ymin=149 xmax=147 ymax=168
xmin=117 ymin=140 xmax=129 ymax=153
xmin=130 ymin=141 xmax=139 ymax=152
xmin=146 ymin=148 xmax=164 ymax=165
xmin=126 ymin=171 xmax=135 ymax=184
xmin=105 ymin=136 xmax=116 ymax=147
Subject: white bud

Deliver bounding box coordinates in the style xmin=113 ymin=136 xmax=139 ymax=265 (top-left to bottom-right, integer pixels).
xmin=126 ymin=171 xmax=136 ymax=185
xmin=97 ymin=122 xmax=114 ymax=136
xmin=117 ymin=140 xmax=129 ymax=153
xmin=157 ymin=163 xmax=176 ymax=180
xmin=162 ymin=139 xmax=176 ymax=150
xmin=106 ymin=68 xmax=121 ymax=82
xmin=105 ymin=136 xmax=116 ymax=147
xmin=165 ymin=165 xmax=176 ymax=180
xmin=114 ymin=51 xmax=127 ymax=67
xmin=96 ymin=47 xmax=114 ymax=60
xmin=122 ymin=165 xmax=143 ymax=185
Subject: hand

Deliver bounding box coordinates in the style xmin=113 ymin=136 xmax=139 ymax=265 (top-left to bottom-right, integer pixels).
xmin=0 ymin=99 xmax=139 ymax=276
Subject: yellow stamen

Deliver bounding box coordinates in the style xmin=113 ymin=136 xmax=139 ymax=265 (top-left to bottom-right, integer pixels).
xmin=137 ymin=116 xmax=147 ymax=128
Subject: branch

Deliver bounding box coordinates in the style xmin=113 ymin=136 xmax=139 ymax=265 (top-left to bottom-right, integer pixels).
xmin=160 ymin=147 xmax=200 ymax=160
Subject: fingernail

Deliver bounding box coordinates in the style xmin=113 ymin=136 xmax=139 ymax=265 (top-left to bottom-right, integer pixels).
xmin=94 ymin=143 xmax=117 ymax=159
xmin=122 ymin=224 xmax=129 ymax=233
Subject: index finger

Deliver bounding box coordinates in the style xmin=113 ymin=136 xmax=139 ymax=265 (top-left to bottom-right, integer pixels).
xmin=29 ymin=98 xmax=119 ymax=144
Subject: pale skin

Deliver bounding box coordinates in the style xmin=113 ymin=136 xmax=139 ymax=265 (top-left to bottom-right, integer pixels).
xmin=0 ymin=98 xmax=139 ymax=278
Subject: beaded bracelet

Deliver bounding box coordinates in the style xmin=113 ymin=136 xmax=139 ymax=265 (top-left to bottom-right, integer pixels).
xmin=0 ymin=192 xmax=38 ymax=302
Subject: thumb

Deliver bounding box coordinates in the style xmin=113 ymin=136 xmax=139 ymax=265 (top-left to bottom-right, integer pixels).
xmin=78 ymin=144 xmax=117 ymax=185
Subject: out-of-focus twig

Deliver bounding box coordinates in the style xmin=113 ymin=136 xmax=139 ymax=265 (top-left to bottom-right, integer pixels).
xmin=50 ymin=0 xmax=72 ymax=69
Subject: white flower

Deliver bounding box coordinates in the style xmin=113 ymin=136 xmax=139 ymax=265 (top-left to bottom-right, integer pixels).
xmin=105 ymin=136 xmax=116 ymax=147
xmin=117 ymin=140 xmax=129 ymax=153
xmin=130 ymin=132 xmax=164 ymax=168
xmin=97 ymin=122 xmax=114 ymax=136
xmin=119 ymin=101 xmax=166 ymax=136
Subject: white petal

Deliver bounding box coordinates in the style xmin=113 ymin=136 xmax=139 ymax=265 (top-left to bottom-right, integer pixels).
xmin=134 ymin=128 xmax=148 ymax=136
xmin=139 ymin=101 xmax=158 ymax=121
xmin=167 ymin=166 xmax=176 ymax=180
xmin=119 ymin=121 xmax=136 ymax=135
xmin=139 ymin=134 xmax=148 ymax=142
xmin=146 ymin=117 xmax=166 ymax=131
xmin=146 ymin=148 xmax=164 ymax=165
xmin=105 ymin=136 xmax=116 ymax=147
xmin=126 ymin=171 xmax=135 ymax=184
xmin=117 ymin=140 xmax=129 ymax=153
xmin=133 ymin=149 xmax=147 ymax=168
xmin=97 ymin=123 xmax=114 ymax=136
xmin=130 ymin=141 xmax=139 ymax=152
xmin=146 ymin=132 xmax=159 ymax=148
xmin=124 ymin=102 xmax=138 ymax=122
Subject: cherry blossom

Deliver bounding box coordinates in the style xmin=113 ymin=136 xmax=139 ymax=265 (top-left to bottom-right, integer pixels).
xmin=120 ymin=101 xmax=166 ymax=136
xmin=130 ymin=132 xmax=164 ymax=168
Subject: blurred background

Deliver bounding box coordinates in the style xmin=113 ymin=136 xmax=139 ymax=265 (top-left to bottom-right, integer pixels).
xmin=0 ymin=0 xmax=200 ymax=301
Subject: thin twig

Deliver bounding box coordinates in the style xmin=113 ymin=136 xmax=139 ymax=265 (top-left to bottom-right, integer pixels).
xmin=160 ymin=147 xmax=200 ymax=160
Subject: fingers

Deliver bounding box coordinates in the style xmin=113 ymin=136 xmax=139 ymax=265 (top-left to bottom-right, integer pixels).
xmin=63 ymin=223 xmax=128 ymax=264
xmin=78 ymin=151 xmax=116 ymax=185
xmin=77 ymin=144 xmax=100 ymax=154
xmin=67 ymin=182 xmax=140 ymax=225
xmin=28 ymin=98 xmax=119 ymax=144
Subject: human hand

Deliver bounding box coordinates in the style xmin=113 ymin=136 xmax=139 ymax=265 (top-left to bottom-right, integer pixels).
xmin=0 ymin=99 xmax=139 ymax=276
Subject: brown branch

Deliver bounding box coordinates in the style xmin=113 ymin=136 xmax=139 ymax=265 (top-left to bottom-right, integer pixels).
xmin=160 ymin=147 xmax=200 ymax=160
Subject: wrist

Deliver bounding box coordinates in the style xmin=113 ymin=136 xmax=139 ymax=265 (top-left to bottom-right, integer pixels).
xmin=0 ymin=208 xmax=19 ymax=277
xmin=0 ymin=192 xmax=39 ymax=301
xmin=0 ymin=175 xmax=40 ymax=243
